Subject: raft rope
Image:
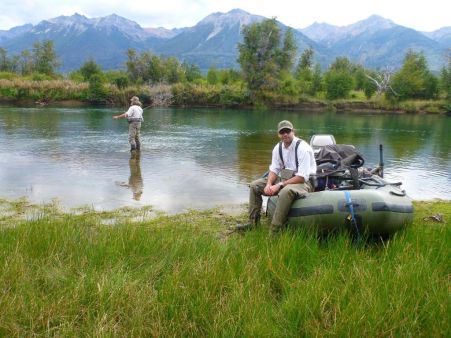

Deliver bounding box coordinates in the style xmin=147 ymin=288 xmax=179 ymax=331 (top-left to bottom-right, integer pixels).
xmin=344 ymin=191 xmax=360 ymax=239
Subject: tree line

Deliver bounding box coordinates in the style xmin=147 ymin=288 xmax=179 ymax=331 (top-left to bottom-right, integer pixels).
xmin=0 ymin=18 xmax=450 ymax=106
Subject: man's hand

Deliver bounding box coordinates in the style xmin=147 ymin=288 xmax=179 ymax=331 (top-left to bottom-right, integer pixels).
xmin=264 ymin=184 xmax=273 ymax=196
xmin=264 ymin=183 xmax=283 ymax=196
xmin=113 ymin=113 xmax=126 ymax=119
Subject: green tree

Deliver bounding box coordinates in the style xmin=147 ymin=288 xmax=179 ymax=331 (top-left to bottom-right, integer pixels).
xmin=8 ymin=55 xmax=19 ymax=74
xmin=79 ymin=58 xmax=102 ymax=81
xmin=440 ymin=52 xmax=451 ymax=101
xmin=182 ymin=62 xmax=202 ymax=83
xmin=329 ymin=57 xmax=354 ymax=73
xmin=295 ymin=47 xmax=314 ymax=76
xmin=164 ymin=57 xmax=185 ymax=84
xmin=87 ymin=74 xmax=108 ymax=102
xmin=354 ymin=65 xmax=376 ymax=99
xmin=32 ymin=40 xmax=59 ymax=75
xmin=126 ymin=49 xmax=139 ymax=81
xmin=0 ymin=48 xmax=19 ymax=73
xmin=324 ymin=71 xmax=354 ymax=99
xmin=105 ymin=70 xmax=130 ymax=89
xmin=277 ymin=28 xmax=297 ymax=72
xmin=295 ymin=48 xmax=315 ymax=95
xmin=148 ymin=54 xmax=164 ymax=83
xmin=19 ymin=50 xmax=34 ymax=75
xmin=216 ymin=69 xmax=242 ymax=85
xmin=390 ymin=50 xmax=438 ymax=99
xmin=207 ymin=66 xmax=219 ymax=85
xmin=310 ymin=64 xmax=323 ymax=96
xmin=324 ymin=57 xmax=354 ymax=99
xmin=223 ymin=69 xmax=242 ymax=84
xmin=134 ymin=52 xmax=153 ymax=83
xmin=0 ymin=48 xmax=9 ymax=71
xmin=238 ymin=18 xmax=296 ymax=102
xmin=126 ymin=50 xmax=194 ymax=84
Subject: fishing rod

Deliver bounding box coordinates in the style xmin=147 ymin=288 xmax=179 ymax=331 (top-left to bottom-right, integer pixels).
xmin=379 ymin=144 xmax=384 ymax=178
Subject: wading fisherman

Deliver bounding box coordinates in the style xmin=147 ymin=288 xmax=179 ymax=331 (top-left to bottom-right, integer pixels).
xmin=113 ymin=96 xmax=144 ymax=151
xmin=238 ymin=120 xmax=317 ymax=233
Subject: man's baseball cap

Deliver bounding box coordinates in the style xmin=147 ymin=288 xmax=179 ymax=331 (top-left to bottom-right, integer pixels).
xmin=277 ymin=120 xmax=294 ymax=132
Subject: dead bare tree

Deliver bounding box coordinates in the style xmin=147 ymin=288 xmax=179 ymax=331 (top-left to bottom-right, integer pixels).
xmin=365 ymin=67 xmax=398 ymax=97
xmin=148 ymin=83 xmax=173 ymax=107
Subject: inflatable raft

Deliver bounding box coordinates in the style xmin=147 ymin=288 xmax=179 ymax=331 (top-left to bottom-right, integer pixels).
xmin=266 ymin=136 xmax=414 ymax=236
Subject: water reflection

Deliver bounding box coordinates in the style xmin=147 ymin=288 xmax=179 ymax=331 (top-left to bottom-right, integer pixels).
xmin=128 ymin=151 xmax=143 ymax=201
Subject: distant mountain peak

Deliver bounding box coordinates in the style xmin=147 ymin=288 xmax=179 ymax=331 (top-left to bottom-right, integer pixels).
xmin=422 ymin=26 xmax=451 ymax=46
xmin=0 ymin=23 xmax=33 ymax=42
xmin=198 ymin=8 xmax=264 ymax=40
xmin=228 ymin=8 xmax=249 ymax=14
xmin=48 ymin=13 xmax=90 ymax=25
xmin=300 ymin=22 xmax=341 ymax=44
xmin=301 ymin=14 xmax=397 ymax=44
xmin=30 ymin=13 xmax=150 ymax=41
xmin=305 ymin=21 xmax=337 ymax=29
xmin=93 ymin=13 xmax=140 ymax=27
xmin=347 ymin=15 xmax=395 ymax=33
xmin=199 ymin=8 xmax=261 ymax=26
xmin=144 ymin=27 xmax=178 ymax=39
xmin=365 ymin=14 xmax=393 ymax=22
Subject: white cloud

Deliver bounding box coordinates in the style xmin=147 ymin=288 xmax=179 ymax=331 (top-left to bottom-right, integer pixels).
xmin=0 ymin=0 xmax=449 ymax=31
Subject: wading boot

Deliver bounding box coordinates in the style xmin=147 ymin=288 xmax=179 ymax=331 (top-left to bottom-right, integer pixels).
xmin=234 ymin=216 xmax=260 ymax=231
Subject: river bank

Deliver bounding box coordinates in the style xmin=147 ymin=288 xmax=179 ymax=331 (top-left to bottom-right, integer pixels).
xmin=0 ymin=198 xmax=449 ymax=336
xmin=1 ymin=98 xmax=449 ymax=114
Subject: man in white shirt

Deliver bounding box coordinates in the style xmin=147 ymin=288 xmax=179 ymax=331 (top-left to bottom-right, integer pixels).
xmin=113 ymin=96 xmax=144 ymax=151
xmin=243 ymin=120 xmax=317 ymax=233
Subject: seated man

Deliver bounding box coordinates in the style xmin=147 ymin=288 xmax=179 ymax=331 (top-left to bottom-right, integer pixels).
xmin=241 ymin=120 xmax=317 ymax=233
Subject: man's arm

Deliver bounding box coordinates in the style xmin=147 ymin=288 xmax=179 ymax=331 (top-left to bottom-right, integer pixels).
xmin=283 ymin=175 xmax=305 ymax=185
xmin=113 ymin=107 xmax=131 ymax=119
xmin=268 ymin=173 xmax=306 ymax=195
xmin=112 ymin=112 xmax=127 ymax=119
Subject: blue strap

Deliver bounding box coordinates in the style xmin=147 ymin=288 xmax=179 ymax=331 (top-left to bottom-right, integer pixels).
xmin=344 ymin=191 xmax=360 ymax=238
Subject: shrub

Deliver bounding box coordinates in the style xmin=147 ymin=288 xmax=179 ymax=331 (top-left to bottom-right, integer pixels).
xmin=0 ymin=72 xmax=18 ymax=80
xmin=87 ymin=74 xmax=109 ymax=102
xmin=324 ymin=70 xmax=354 ymax=100
xmin=29 ymin=72 xmax=54 ymax=81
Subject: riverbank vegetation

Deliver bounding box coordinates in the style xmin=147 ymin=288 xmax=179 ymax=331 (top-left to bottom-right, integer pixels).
xmin=0 ymin=19 xmax=450 ymax=113
xmin=0 ymin=198 xmax=449 ymax=336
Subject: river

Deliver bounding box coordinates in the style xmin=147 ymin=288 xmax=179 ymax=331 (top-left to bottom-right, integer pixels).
xmin=0 ymin=106 xmax=450 ymax=212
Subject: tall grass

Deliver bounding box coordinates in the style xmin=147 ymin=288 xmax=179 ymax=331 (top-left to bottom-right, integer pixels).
xmin=0 ymin=79 xmax=89 ymax=101
xmin=0 ymin=200 xmax=449 ymax=336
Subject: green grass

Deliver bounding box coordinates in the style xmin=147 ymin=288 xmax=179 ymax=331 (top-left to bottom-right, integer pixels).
xmin=0 ymin=199 xmax=449 ymax=336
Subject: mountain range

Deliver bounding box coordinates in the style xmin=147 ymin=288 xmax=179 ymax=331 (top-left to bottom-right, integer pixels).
xmin=0 ymin=9 xmax=449 ymax=73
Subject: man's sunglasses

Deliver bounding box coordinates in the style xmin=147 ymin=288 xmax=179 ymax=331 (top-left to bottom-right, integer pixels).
xmin=278 ymin=128 xmax=292 ymax=135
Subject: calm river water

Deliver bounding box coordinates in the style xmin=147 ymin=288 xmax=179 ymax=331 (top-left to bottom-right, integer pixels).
xmin=0 ymin=106 xmax=450 ymax=212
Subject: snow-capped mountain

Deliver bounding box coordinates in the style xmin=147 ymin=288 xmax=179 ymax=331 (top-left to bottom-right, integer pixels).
xmin=422 ymin=27 xmax=451 ymax=47
xmin=0 ymin=10 xmax=449 ymax=72
xmin=301 ymin=15 xmax=396 ymax=45
xmin=301 ymin=15 xmax=447 ymax=70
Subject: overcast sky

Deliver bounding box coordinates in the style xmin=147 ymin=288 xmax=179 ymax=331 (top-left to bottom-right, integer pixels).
xmin=0 ymin=0 xmax=449 ymax=32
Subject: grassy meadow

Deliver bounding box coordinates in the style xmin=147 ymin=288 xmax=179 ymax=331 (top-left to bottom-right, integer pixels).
xmin=0 ymin=198 xmax=449 ymax=336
